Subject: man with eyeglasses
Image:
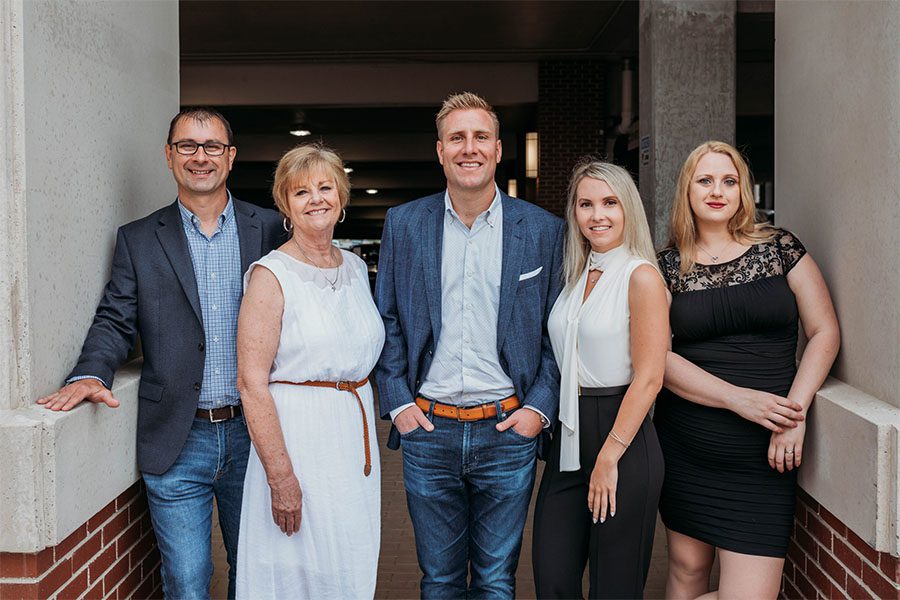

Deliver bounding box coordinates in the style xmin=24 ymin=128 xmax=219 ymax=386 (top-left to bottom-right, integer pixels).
xmin=38 ymin=107 xmax=285 ymax=599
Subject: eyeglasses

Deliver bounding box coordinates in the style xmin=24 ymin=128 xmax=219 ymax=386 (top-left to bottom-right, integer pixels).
xmin=170 ymin=141 xmax=230 ymax=156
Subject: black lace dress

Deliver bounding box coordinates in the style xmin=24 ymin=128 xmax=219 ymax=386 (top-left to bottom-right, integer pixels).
xmin=654 ymin=229 xmax=806 ymax=558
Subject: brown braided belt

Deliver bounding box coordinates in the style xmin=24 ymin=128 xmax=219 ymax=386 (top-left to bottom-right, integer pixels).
xmin=271 ymin=377 xmax=373 ymax=477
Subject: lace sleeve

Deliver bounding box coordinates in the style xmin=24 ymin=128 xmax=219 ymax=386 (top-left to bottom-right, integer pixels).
xmin=656 ymin=248 xmax=678 ymax=291
xmin=775 ymin=229 xmax=807 ymax=273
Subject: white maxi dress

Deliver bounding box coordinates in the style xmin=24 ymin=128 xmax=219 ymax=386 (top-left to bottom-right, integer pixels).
xmin=236 ymin=249 xmax=384 ymax=599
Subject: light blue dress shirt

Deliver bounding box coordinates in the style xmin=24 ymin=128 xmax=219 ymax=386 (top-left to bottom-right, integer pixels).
xmin=177 ymin=195 xmax=242 ymax=409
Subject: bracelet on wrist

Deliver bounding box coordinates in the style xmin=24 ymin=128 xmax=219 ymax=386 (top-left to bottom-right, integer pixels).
xmin=609 ymin=429 xmax=630 ymax=449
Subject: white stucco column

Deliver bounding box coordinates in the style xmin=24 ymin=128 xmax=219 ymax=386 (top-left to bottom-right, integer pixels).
xmin=775 ymin=0 xmax=900 ymax=556
xmin=0 ymin=0 xmax=179 ymax=552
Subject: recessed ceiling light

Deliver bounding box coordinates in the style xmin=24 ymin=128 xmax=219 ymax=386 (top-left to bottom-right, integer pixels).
xmin=344 ymin=167 xmax=353 ymax=174
xmin=366 ymin=189 xmax=378 ymax=195
xmin=289 ymin=129 xmax=311 ymax=137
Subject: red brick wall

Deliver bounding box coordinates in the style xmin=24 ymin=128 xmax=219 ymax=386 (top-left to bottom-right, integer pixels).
xmin=536 ymin=60 xmax=607 ymax=216
xmin=782 ymin=488 xmax=900 ymax=600
xmin=0 ymin=481 xmax=161 ymax=600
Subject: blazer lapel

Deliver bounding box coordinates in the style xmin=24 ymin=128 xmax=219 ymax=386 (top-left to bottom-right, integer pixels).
xmin=422 ymin=195 xmax=444 ymax=344
xmin=234 ymin=199 xmax=262 ymax=276
xmin=497 ymin=194 xmax=525 ymax=352
xmin=156 ymin=202 xmax=203 ymax=323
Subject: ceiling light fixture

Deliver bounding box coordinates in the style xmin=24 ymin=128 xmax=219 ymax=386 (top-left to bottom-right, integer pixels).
xmin=344 ymin=167 xmax=353 ymax=174
xmin=289 ymin=129 xmax=311 ymax=137
xmin=366 ymin=189 xmax=378 ymax=195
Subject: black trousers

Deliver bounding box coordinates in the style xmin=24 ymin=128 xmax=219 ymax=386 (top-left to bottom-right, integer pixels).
xmin=532 ymin=387 xmax=664 ymax=599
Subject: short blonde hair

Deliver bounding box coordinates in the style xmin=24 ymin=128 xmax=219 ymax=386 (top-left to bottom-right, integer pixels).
xmin=563 ymin=159 xmax=659 ymax=288
xmin=435 ymin=92 xmax=500 ymax=139
xmin=272 ymin=144 xmax=350 ymax=218
xmin=670 ymin=141 xmax=774 ymax=274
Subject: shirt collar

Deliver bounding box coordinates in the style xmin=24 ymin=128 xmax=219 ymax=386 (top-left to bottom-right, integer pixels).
xmin=177 ymin=191 xmax=234 ymax=231
xmin=443 ymin=186 xmax=502 ymax=228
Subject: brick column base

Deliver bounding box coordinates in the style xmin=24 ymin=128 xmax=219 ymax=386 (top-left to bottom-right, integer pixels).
xmin=781 ymin=489 xmax=899 ymax=599
xmin=0 ymin=481 xmax=161 ymax=599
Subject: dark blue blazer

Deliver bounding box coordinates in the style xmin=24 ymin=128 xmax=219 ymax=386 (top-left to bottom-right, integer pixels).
xmin=67 ymin=198 xmax=285 ymax=475
xmin=374 ymin=191 xmax=565 ymax=454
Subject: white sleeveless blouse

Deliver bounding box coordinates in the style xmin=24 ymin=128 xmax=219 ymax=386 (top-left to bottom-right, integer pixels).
xmin=548 ymin=244 xmax=651 ymax=472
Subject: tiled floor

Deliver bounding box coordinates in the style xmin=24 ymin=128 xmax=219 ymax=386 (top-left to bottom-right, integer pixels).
xmin=210 ymin=407 xmax=686 ymax=599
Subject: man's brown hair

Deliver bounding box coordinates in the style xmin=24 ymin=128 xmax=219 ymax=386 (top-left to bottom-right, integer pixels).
xmin=435 ymin=92 xmax=500 ymax=139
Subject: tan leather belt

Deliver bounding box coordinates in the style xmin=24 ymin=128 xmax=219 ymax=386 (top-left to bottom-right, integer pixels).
xmin=414 ymin=396 xmax=520 ymax=422
xmin=272 ymin=377 xmax=372 ymax=477
xmin=195 ymin=405 xmax=242 ymax=423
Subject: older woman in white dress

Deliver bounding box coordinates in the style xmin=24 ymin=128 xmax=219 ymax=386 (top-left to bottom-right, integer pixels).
xmin=235 ymin=144 xmax=384 ymax=599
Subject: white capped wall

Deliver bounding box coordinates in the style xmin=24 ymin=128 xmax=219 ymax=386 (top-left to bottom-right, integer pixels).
xmin=775 ymin=0 xmax=900 ymax=555
xmin=1 ymin=0 xmax=178 ymax=552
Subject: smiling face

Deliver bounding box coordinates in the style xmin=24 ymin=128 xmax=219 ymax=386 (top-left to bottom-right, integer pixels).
xmin=688 ymin=152 xmax=741 ymax=226
xmin=436 ymin=108 xmax=501 ymax=197
xmin=165 ymin=117 xmax=235 ymax=198
xmin=574 ymin=177 xmax=626 ymax=253
xmin=287 ymin=166 xmax=342 ymax=239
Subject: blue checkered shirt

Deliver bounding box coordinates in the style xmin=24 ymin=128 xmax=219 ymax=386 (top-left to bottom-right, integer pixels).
xmin=177 ymin=195 xmax=242 ymax=409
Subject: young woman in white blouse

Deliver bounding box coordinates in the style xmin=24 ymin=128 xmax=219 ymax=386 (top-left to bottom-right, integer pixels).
xmin=532 ymin=161 xmax=669 ymax=599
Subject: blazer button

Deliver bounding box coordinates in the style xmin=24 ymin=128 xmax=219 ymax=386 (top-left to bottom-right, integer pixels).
xmin=198 ymin=342 xmax=205 ymax=352
xmin=194 ymin=382 xmax=201 ymax=391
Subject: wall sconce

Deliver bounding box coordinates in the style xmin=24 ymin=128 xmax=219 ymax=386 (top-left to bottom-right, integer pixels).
xmin=507 ymin=179 xmax=518 ymax=197
xmin=525 ymin=132 xmax=539 ymax=179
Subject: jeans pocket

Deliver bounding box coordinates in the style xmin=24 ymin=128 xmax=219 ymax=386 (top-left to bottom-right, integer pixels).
xmin=506 ymin=427 xmax=539 ymax=443
xmin=400 ymin=425 xmax=425 ymax=440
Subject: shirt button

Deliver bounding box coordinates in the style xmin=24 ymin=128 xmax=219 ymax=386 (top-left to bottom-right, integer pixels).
xmin=210 ymin=272 xmax=216 ymax=280
xmin=466 ymin=303 xmax=472 ymax=310
xmin=213 ymin=336 xmax=219 ymax=343
xmin=466 ymin=271 xmax=473 ymax=277
xmin=215 ymin=368 xmax=221 ymax=375
xmin=212 ymin=305 xmax=217 ymax=311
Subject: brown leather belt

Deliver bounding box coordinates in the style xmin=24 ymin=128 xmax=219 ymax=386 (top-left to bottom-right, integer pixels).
xmin=195 ymin=405 xmax=242 ymax=423
xmin=414 ymin=396 xmax=520 ymax=422
xmin=272 ymin=377 xmax=372 ymax=477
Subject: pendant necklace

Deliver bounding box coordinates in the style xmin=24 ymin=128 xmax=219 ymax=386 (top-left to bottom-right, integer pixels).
xmin=696 ymin=240 xmax=733 ymax=264
xmin=293 ymin=238 xmax=339 ymax=291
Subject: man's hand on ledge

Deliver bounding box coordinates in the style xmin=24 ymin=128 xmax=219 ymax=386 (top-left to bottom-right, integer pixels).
xmin=37 ymin=378 xmax=120 ymax=411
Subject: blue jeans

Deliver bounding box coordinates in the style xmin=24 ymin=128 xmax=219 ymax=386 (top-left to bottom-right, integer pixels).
xmin=401 ymin=405 xmax=538 ymax=599
xmin=143 ymin=416 xmax=250 ymax=600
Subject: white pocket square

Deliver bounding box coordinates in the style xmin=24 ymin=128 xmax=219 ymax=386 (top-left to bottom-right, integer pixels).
xmin=519 ymin=266 xmax=543 ymax=281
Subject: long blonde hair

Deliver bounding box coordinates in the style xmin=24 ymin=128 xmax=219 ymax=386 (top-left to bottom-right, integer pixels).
xmin=563 ymin=160 xmax=658 ymax=288
xmin=670 ymin=141 xmax=774 ymax=274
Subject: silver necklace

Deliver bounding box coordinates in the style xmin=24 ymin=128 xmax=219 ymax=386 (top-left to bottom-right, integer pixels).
xmin=293 ymin=238 xmax=339 ymax=291
xmin=696 ymin=239 xmax=734 ymax=263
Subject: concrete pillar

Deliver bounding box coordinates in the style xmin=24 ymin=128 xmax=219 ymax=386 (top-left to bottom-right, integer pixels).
xmin=638 ymin=0 xmax=736 ymax=245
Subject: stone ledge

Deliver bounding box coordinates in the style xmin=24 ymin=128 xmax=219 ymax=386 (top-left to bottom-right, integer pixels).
xmin=0 ymin=362 xmax=140 ymax=553
xmin=800 ymin=377 xmax=900 ymax=556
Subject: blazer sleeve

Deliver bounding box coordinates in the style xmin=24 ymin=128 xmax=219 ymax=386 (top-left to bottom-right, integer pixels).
xmin=66 ymin=227 xmax=140 ymax=388
xmin=373 ymin=208 xmax=415 ymax=418
xmin=521 ymin=218 xmax=565 ymax=423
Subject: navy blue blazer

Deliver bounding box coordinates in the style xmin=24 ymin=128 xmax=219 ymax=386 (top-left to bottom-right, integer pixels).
xmin=374 ymin=191 xmax=565 ymax=454
xmin=67 ymin=198 xmax=285 ymax=475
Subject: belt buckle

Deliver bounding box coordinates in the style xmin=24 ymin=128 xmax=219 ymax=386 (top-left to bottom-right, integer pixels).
xmin=209 ymin=406 xmax=233 ymax=423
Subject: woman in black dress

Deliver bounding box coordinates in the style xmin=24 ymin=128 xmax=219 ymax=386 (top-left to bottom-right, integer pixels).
xmin=655 ymin=141 xmax=840 ymax=600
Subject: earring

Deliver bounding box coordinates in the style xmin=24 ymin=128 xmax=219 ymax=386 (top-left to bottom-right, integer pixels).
xmin=338 ymin=208 xmax=347 ymax=224
xmin=282 ymin=217 xmax=293 ymax=232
